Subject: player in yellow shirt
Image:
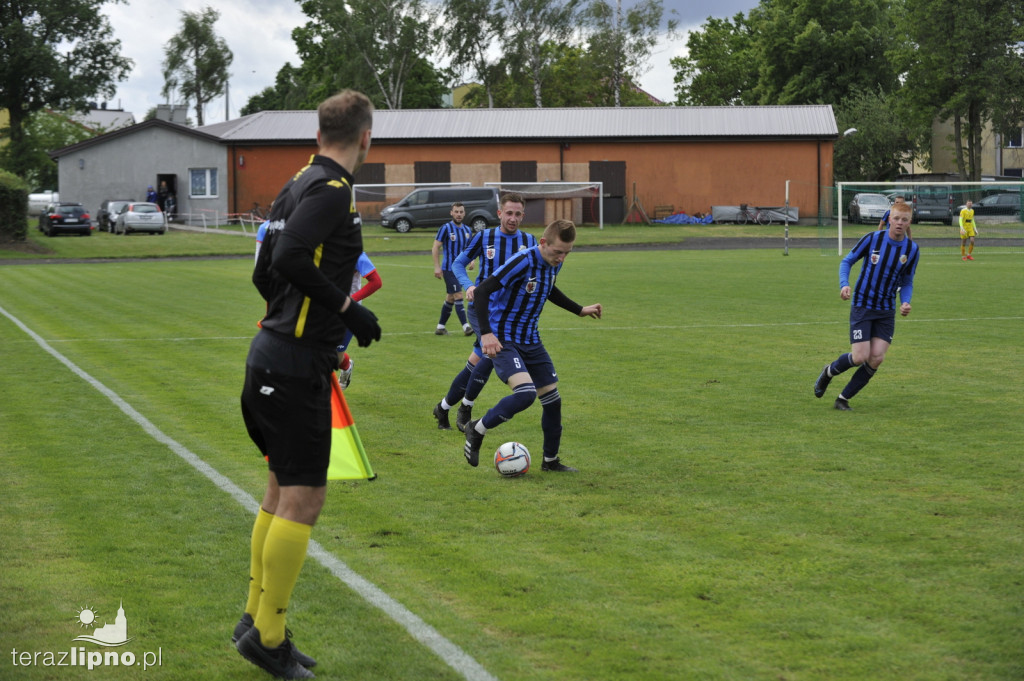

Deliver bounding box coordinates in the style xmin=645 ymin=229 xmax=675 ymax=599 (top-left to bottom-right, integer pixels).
xmin=959 ymin=200 xmax=978 ymax=260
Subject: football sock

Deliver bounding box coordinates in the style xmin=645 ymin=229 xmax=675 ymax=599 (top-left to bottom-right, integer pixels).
xmin=444 ymin=361 xmax=474 ymax=406
xmin=482 ymin=382 xmax=536 ymax=429
xmin=254 ymin=516 xmax=312 ymax=648
xmin=539 ymin=389 xmax=563 ymax=459
xmin=438 ymin=301 xmax=453 ymax=326
xmin=455 ymin=300 xmax=467 ymax=325
xmin=830 ymin=352 xmax=856 ymax=376
xmin=339 ymin=353 xmax=352 ymax=371
xmin=840 ymin=364 xmax=876 ymax=401
xmin=968 ymin=243 xmax=974 ymax=255
xmin=244 ymin=508 xmax=275 ymax=617
xmin=464 ymin=357 xmax=494 ymax=402
xmin=961 ymin=240 xmax=966 ymax=255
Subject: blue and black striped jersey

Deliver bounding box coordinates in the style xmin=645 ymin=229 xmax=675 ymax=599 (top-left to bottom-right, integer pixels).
xmin=434 ymin=221 xmax=473 ymax=271
xmin=840 ymin=230 xmax=920 ymax=311
xmin=485 ymin=246 xmax=560 ymax=345
xmin=453 ymin=227 xmax=537 ymax=290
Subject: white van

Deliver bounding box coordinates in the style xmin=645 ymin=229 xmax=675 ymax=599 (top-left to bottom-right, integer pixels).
xmin=28 ymin=191 xmax=60 ymax=216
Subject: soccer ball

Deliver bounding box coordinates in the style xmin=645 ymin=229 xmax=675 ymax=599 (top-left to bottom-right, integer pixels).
xmin=494 ymin=442 xmax=531 ymax=477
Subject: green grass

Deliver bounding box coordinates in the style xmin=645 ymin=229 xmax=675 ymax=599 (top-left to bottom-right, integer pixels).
xmin=1 ymin=245 xmax=1022 ymax=681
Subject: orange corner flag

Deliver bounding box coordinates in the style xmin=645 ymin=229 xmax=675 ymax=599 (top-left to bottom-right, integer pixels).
xmin=327 ymin=373 xmax=377 ymax=481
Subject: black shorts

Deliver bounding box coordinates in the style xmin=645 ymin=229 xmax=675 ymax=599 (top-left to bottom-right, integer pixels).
xmin=240 ymin=330 xmax=336 ymax=487
xmin=492 ymin=342 xmax=558 ymax=389
xmin=442 ymin=270 xmax=463 ymax=294
xmin=849 ymin=306 xmax=896 ymax=345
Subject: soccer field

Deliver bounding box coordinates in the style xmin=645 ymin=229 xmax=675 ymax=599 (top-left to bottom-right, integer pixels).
xmin=1 ymin=247 xmax=1022 ymax=681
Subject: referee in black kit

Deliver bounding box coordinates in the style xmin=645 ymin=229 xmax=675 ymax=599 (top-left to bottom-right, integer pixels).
xmin=234 ymin=89 xmax=381 ymax=680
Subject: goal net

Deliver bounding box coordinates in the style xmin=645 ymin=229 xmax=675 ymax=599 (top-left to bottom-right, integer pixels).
xmin=832 ymin=181 xmax=1024 ymax=256
xmin=485 ymin=181 xmax=604 ymax=229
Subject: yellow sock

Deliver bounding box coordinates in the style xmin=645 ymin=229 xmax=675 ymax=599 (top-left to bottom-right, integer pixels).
xmin=253 ymin=516 xmax=312 ymax=648
xmin=244 ymin=508 xmax=275 ymax=617
xmin=969 ymin=243 xmax=974 ymax=255
xmin=961 ymin=241 xmax=966 ymax=255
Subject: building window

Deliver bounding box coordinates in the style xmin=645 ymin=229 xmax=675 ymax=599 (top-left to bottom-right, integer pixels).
xmin=190 ymin=168 xmax=218 ymax=198
xmin=501 ymin=161 xmax=537 ymax=183
xmin=1003 ymin=168 xmax=1022 ymax=178
xmin=415 ymin=161 xmax=451 ymax=184
xmin=1007 ymin=128 xmax=1023 ymax=148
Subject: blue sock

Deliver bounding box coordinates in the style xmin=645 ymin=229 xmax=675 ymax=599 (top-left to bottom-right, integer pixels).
xmin=438 ymin=301 xmax=453 ymax=326
xmin=830 ymin=352 xmax=856 ymax=376
xmin=540 ymin=389 xmax=562 ymax=459
xmin=482 ymin=383 xmax=536 ymax=429
xmin=455 ymin=300 xmax=467 ymax=325
xmin=840 ymin=364 xmax=876 ymax=401
xmin=444 ymin=361 xmax=474 ymax=406
xmin=465 ymin=357 xmax=494 ymax=402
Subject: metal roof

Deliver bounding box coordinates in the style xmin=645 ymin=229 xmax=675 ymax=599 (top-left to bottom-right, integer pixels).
xmin=201 ymin=105 xmax=838 ymax=144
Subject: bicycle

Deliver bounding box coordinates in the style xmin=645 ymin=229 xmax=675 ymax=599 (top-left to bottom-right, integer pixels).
xmin=737 ymin=203 xmax=773 ymax=225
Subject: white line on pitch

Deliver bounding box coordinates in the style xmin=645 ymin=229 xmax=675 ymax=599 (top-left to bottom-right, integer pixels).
xmin=0 ymin=303 xmax=500 ymax=681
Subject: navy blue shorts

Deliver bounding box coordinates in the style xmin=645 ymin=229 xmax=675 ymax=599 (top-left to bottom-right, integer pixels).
xmin=492 ymin=341 xmax=558 ymax=389
xmin=240 ymin=330 xmax=334 ymax=487
xmin=442 ymin=270 xmax=462 ymax=294
xmin=849 ymin=306 xmax=896 ymax=345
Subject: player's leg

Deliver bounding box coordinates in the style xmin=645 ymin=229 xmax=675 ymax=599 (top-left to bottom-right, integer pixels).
xmin=968 ymin=234 xmax=975 ymax=258
xmin=436 ymin=291 xmax=456 ymax=334
xmin=434 ymin=349 xmax=481 ymax=430
xmin=453 ymin=290 xmax=471 ymax=334
xmin=835 ymin=316 xmax=893 ymax=409
xmin=816 ymin=308 xmax=871 ymax=399
xmin=464 ymin=347 xmax=535 ymax=467
xmin=336 ymin=331 xmax=354 ymax=389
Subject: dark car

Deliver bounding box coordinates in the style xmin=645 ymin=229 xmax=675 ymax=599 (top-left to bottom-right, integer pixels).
xmin=380 ymin=187 xmax=499 ymax=233
xmin=38 ymin=202 xmax=92 ymax=237
xmin=97 ymin=199 xmax=135 ymax=233
xmin=911 ymin=185 xmax=954 ymax=224
xmin=957 ymin=192 xmax=1023 ymax=218
xmin=847 ymin=193 xmax=890 ymax=224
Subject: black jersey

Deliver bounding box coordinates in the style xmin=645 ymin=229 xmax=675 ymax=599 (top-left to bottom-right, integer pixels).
xmin=254 ymin=154 xmax=363 ymax=348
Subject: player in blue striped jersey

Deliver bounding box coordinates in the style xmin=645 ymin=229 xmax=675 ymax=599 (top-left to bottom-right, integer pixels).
xmin=432 ymin=193 xmax=537 ymax=430
xmin=431 ymin=203 xmax=474 ymax=336
xmin=814 ymin=200 xmax=920 ymax=410
xmin=463 ymin=220 xmax=603 ymax=471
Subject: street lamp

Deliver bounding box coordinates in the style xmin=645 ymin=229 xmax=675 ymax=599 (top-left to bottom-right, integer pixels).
xmin=843 ymin=127 xmax=858 ymax=137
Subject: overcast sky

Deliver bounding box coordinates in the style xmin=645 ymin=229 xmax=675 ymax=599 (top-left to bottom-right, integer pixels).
xmin=102 ymin=0 xmax=760 ymax=124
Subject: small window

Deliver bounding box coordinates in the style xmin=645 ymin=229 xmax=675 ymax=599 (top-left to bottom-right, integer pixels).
xmin=1003 ymin=168 xmax=1022 ymax=178
xmin=1006 ymin=129 xmax=1023 ymax=148
xmin=190 ymin=168 xmax=219 ymax=198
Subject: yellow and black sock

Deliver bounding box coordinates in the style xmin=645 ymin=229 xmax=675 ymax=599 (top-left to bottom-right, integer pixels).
xmin=253 ymin=516 xmax=312 ymax=648
xmin=244 ymin=508 xmax=275 ymax=618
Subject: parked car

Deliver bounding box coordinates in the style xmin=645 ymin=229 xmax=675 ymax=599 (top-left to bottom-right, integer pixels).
xmin=97 ymin=199 xmax=135 ymax=233
xmin=38 ymin=202 xmax=92 ymax=236
xmin=847 ymin=193 xmax=891 ymax=224
xmin=380 ymin=187 xmax=499 ymax=233
xmin=911 ymin=185 xmax=954 ymax=224
xmin=114 ymin=202 xmax=167 ymax=235
xmin=957 ymin=192 xmax=1023 ymax=219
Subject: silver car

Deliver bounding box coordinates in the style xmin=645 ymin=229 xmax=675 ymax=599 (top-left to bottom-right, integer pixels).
xmin=847 ymin=193 xmax=891 ymax=224
xmin=114 ymin=202 xmax=168 ymax=235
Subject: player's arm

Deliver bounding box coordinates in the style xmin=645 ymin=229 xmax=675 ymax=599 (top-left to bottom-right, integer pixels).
xmin=472 ymin=274 xmax=503 ymax=356
xmin=959 ymin=209 xmax=966 ymax=233
xmin=431 ymin=240 xmax=444 ymax=278
xmin=351 ymin=269 xmax=382 ymax=302
xmin=452 ymin=243 xmax=478 ymax=297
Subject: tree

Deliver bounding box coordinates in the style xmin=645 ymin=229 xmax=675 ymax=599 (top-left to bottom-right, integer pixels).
xmin=584 ymin=0 xmax=676 ymax=107
xmin=833 ymin=90 xmax=915 ymax=182
xmin=240 ymin=63 xmax=314 ymax=115
xmin=497 ymin=0 xmax=583 ymax=107
xmin=748 ymin=0 xmax=898 ymax=105
xmin=897 ymin=0 xmax=1024 ymax=180
xmin=0 ymin=0 xmax=133 ymax=181
xmin=295 ymin=0 xmax=440 ymax=110
xmin=441 ymin=0 xmax=503 ymax=107
xmin=161 ymin=7 xmax=234 ymax=126
xmin=17 ymin=111 xmax=102 ymax=190
xmin=672 ymin=13 xmax=757 ymax=105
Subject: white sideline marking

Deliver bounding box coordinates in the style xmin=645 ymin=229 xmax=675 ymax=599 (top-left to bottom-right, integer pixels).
xmin=0 ymin=303 xmax=500 ymax=681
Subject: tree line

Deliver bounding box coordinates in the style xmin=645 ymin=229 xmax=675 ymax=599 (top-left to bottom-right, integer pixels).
xmin=2 ymin=0 xmax=1021 ymax=192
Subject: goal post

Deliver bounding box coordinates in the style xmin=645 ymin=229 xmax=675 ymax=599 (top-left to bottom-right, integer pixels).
xmin=835 ymin=181 xmax=1024 ymax=255
xmin=485 ymin=181 xmax=604 ymax=229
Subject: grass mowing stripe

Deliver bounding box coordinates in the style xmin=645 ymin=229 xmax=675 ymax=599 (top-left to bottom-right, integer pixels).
xmin=0 ymin=302 xmax=501 ymax=681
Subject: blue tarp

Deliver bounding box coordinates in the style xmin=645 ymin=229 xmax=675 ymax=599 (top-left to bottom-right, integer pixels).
xmin=653 ymin=213 xmax=715 ymax=224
